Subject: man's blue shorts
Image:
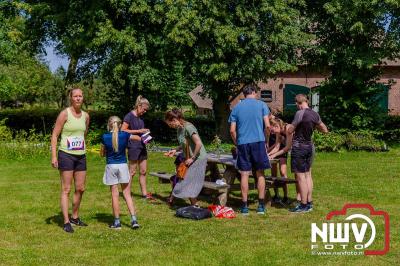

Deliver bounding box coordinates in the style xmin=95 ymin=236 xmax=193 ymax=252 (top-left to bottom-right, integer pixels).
xmin=236 ymin=141 xmax=271 ymax=171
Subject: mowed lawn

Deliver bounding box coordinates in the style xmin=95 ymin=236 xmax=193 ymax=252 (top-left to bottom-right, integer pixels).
xmin=0 ymin=149 xmax=399 ymax=266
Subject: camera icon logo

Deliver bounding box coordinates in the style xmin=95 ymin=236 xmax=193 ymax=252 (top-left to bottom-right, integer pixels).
xmin=311 ymin=204 xmax=390 ymax=256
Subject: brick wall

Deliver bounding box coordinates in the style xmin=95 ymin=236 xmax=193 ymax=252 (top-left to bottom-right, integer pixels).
xmin=378 ymin=67 xmax=400 ymax=115
xmin=229 ymin=67 xmax=400 ymax=115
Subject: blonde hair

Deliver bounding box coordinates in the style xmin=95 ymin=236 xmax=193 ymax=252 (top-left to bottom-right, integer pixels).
xmin=270 ymin=118 xmax=286 ymax=130
xmin=68 ymin=87 xmax=83 ymax=98
xmin=295 ymin=94 xmax=309 ymax=104
xmin=107 ymin=116 xmax=122 ymax=152
xmin=134 ymin=95 xmax=150 ymax=110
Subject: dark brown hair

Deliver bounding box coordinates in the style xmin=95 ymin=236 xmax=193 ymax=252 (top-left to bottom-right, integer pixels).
xmin=242 ymin=83 xmax=259 ymax=96
xmin=165 ymin=108 xmax=185 ymax=122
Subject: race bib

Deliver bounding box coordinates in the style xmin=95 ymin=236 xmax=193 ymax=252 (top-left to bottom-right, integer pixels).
xmin=67 ymin=136 xmax=85 ymax=150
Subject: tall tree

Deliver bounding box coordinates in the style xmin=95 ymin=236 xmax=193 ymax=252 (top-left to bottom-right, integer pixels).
xmin=93 ymin=0 xmax=194 ymax=113
xmin=305 ymin=0 xmax=400 ymax=129
xmin=25 ymin=0 xmax=107 ymax=106
xmin=163 ymin=0 xmax=312 ymax=140
xmin=0 ymin=1 xmax=57 ymax=107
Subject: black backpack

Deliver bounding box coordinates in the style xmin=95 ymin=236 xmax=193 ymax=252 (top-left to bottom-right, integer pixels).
xmin=176 ymin=206 xmax=212 ymax=220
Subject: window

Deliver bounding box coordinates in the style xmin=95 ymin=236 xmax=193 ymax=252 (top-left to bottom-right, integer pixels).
xmin=284 ymin=84 xmax=310 ymax=112
xmin=260 ymin=90 xmax=273 ymax=102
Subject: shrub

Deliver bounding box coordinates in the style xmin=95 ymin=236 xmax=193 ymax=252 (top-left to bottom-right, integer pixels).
xmin=313 ymin=130 xmax=387 ymax=152
xmin=313 ymin=131 xmax=346 ymax=152
xmin=0 ymin=108 xmax=217 ymax=144
xmin=86 ymin=129 xmax=103 ymax=146
xmin=0 ymin=108 xmax=58 ymax=135
xmin=381 ymin=129 xmax=400 ymax=143
xmin=384 ymin=115 xmax=400 ymax=129
xmin=345 ymin=131 xmax=386 ymax=152
xmin=0 ymin=130 xmax=50 ymax=160
xmin=0 ymin=119 xmax=12 ymax=141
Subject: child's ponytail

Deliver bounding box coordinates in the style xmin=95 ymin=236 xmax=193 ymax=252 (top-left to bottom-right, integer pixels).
xmin=107 ymin=116 xmax=122 ymax=152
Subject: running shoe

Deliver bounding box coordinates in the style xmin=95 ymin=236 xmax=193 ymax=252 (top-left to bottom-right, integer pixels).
xmin=109 ymin=223 xmax=122 ymax=230
xmin=143 ymin=193 xmax=156 ymax=202
xmin=131 ymin=220 xmax=140 ymax=229
xmin=63 ymin=223 xmax=74 ymax=233
xmin=240 ymin=206 xmax=249 ymax=215
xmin=256 ymin=205 xmax=266 ymax=215
xmin=289 ymin=204 xmax=308 ymax=213
xmin=70 ymin=217 xmax=88 ymax=226
xmin=306 ymin=202 xmax=313 ymax=212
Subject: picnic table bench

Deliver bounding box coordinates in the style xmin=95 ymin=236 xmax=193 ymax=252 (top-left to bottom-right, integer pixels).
xmin=150 ymin=153 xmax=297 ymax=206
xmin=149 ymin=171 xmax=230 ymax=206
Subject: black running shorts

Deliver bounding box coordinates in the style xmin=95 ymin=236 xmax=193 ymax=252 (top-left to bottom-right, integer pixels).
xmin=58 ymin=150 xmax=87 ymax=171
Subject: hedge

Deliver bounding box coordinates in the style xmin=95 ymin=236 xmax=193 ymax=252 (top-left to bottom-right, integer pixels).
xmin=1 ymin=108 xmax=399 ymax=149
xmin=0 ymin=108 xmax=216 ymax=143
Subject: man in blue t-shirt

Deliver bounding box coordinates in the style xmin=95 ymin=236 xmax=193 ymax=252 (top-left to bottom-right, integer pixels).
xmin=228 ymin=83 xmax=271 ymax=215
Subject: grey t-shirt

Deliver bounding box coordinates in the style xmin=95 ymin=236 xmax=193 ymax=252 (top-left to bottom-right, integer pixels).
xmin=291 ymin=108 xmax=321 ymax=143
xmin=177 ymin=122 xmax=207 ymax=160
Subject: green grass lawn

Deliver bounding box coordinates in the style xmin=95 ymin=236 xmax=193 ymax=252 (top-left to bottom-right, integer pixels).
xmin=0 ymin=150 xmax=399 ymax=265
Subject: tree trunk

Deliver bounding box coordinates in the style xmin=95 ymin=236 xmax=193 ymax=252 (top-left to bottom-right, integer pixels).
xmin=122 ymin=74 xmax=134 ymax=114
xmin=62 ymin=55 xmax=79 ymax=107
xmin=211 ymin=81 xmax=232 ymax=142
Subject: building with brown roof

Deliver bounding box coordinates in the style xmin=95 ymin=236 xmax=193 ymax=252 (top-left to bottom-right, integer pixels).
xmin=190 ymin=60 xmax=400 ymax=115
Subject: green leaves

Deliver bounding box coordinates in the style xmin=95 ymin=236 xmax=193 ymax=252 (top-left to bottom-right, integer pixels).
xmin=0 ymin=2 xmax=61 ymax=106
xmin=306 ymin=0 xmax=400 ymax=129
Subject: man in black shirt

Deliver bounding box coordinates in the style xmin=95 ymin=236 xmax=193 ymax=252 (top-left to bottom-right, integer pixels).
xmin=286 ymin=94 xmax=328 ymax=213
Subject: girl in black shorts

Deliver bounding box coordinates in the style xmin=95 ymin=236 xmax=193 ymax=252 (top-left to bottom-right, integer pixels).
xmin=121 ymin=95 xmax=154 ymax=200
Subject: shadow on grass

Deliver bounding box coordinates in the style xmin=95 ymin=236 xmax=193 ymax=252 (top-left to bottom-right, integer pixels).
xmin=151 ymin=193 xmax=199 ymax=210
xmin=93 ymin=213 xmax=114 ymax=225
xmin=269 ymin=197 xmax=298 ymax=209
xmin=45 ymin=213 xmax=64 ymax=228
xmin=112 ymin=191 xmax=163 ymax=205
xmin=93 ymin=213 xmax=135 ymax=228
xmin=219 ymin=191 xmax=298 ymax=210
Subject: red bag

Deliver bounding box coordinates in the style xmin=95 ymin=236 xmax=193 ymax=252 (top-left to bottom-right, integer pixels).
xmin=208 ymin=205 xmax=236 ymax=219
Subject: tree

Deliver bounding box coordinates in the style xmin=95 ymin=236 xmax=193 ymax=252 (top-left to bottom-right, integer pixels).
xmin=25 ymin=0 xmax=194 ymax=112
xmin=0 ymin=1 xmax=57 ymax=108
xmin=92 ymin=0 xmax=195 ymax=113
xmin=162 ymin=0 xmax=312 ymax=140
xmin=25 ymin=0 xmax=108 ymax=106
xmin=305 ymin=0 xmax=400 ymax=129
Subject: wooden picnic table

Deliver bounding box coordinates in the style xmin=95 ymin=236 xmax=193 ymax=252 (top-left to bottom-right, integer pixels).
xmin=205 ymin=153 xmax=289 ymax=206
xmin=205 ymin=153 xmax=280 ymax=182
xmin=150 ymin=152 xmax=296 ymax=206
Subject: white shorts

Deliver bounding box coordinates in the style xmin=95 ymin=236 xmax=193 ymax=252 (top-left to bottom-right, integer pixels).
xmin=103 ymin=163 xmax=131 ymax=185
